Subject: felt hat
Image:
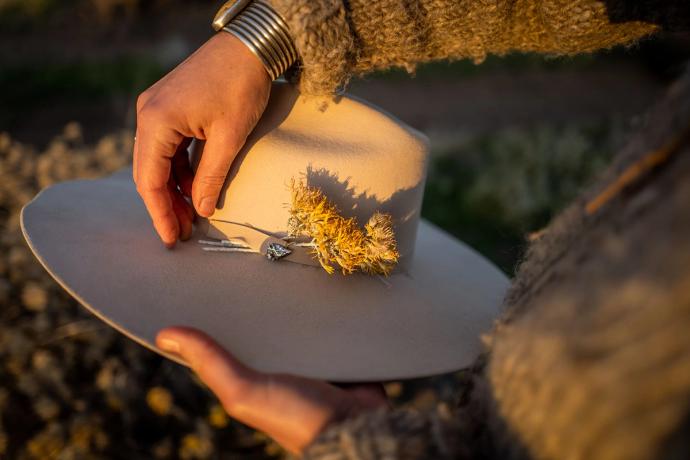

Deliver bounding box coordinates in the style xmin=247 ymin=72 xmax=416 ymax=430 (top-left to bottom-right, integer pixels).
xmin=21 ymin=83 xmax=508 ymax=382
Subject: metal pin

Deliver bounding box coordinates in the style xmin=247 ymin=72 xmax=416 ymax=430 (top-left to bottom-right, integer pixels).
xmin=198 ymin=239 xmax=250 ymax=249
xmin=266 ymin=242 xmax=292 ymax=261
xmin=202 ymin=247 xmax=255 ymax=253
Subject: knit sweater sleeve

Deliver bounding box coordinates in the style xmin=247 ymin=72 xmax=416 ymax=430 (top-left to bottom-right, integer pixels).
xmin=301 ymin=406 xmax=473 ymax=460
xmin=268 ymin=0 xmax=659 ymax=95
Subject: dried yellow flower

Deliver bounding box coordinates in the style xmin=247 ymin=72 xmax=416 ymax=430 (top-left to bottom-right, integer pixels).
xmin=288 ymin=180 xmax=399 ymax=275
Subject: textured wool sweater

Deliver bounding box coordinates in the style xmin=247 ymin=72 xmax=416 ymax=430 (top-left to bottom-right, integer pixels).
xmin=268 ymin=0 xmax=674 ymax=95
xmin=258 ymin=1 xmax=690 ymax=459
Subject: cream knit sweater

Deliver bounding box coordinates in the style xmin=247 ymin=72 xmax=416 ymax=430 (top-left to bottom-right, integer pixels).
xmin=269 ymin=0 xmax=660 ymax=94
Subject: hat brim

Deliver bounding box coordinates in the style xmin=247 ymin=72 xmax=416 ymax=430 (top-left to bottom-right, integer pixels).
xmin=21 ymin=168 xmax=508 ymax=382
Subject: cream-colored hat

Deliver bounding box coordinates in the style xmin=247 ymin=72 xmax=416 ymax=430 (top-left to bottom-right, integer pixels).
xmin=21 ymin=83 xmax=508 ymax=382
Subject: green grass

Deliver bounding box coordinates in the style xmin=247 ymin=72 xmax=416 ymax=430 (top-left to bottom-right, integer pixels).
xmin=0 ymin=58 xmax=163 ymax=100
xmin=0 ymin=57 xmax=166 ymax=129
xmin=422 ymin=121 xmax=625 ymax=274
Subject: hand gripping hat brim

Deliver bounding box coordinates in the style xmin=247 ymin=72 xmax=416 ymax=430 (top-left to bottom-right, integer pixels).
xmin=21 ymin=84 xmax=509 ymax=382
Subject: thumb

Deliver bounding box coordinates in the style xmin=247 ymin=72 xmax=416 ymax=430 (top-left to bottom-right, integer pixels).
xmin=156 ymin=327 xmax=264 ymax=412
xmin=192 ymin=123 xmax=245 ymax=217
xmin=155 ymin=327 xmax=356 ymax=454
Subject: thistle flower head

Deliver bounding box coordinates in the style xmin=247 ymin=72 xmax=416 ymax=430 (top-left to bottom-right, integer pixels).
xmin=288 ymin=180 xmax=399 ymax=275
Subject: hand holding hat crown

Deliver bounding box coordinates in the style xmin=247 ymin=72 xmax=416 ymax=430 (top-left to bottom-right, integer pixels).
xmin=134 ymin=32 xmax=271 ymax=247
xmin=135 ymin=0 xmax=299 ymax=247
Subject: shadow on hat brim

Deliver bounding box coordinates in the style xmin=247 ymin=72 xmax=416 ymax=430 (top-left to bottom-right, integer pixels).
xmin=21 ymin=168 xmax=509 ymax=382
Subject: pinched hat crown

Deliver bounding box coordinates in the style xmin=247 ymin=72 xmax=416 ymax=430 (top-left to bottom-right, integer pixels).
xmin=194 ymin=83 xmax=429 ymax=274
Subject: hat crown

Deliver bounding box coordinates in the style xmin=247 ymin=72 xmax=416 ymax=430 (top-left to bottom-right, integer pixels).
xmin=196 ymin=84 xmax=430 ymax=265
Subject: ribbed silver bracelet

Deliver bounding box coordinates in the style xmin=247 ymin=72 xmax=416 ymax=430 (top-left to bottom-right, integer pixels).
xmin=220 ymin=0 xmax=298 ymax=80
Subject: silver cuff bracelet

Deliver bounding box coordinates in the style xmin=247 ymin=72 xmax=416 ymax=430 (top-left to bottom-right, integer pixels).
xmin=213 ymin=0 xmax=298 ymax=80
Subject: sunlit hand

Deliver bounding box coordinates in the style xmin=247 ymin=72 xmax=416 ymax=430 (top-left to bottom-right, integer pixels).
xmin=134 ymin=33 xmax=271 ymax=247
xmin=156 ymin=327 xmax=390 ymax=455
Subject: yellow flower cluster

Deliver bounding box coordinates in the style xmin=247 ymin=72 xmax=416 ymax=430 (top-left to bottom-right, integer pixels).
xmin=288 ymin=180 xmax=399 ymax=275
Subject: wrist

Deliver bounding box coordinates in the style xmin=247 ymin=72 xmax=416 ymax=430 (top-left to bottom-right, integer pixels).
xmin=209 ymin=32 xmax=272 ymax=86
xmin=213 ymin=0 xmax=298 ymax=81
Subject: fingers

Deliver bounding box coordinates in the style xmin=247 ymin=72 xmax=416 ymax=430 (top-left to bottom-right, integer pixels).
xmin=140 ymin=178 xmax=179 ymax=248
xmin=172 ymin=139 xmax=194 ymax=198
xmin=169 ymin=138 xmax=194 ymax=240
xmin=132 ymin=134 xmax=139 ymax=184
xmin=134 ymin=115 xmax=185 ymax=247
xmin=192 ymin=123 xmax=244 ymax=217
xmin=168 ymin=180 xmax=194 ymax=241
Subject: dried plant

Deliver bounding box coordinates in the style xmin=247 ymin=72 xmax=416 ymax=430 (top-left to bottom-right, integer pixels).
xmin=287 ymin=180 xmax=399 ymax=276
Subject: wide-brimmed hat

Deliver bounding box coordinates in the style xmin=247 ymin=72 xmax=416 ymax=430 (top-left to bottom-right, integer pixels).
xmin=21 ymin=83 xmax=508 ymax=382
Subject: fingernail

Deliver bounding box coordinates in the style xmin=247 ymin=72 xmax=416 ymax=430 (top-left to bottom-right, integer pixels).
xmin=158 ymin=338 xmax=180 ymax=354
xmin=162 ymin=228 xmax=178 ymax=249
xmin=199 ymin=197 xmax=215 ymax=216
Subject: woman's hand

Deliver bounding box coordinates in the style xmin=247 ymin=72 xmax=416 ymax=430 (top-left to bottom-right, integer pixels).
xmin=156 ymin=327 xmax=389 ymax=455
xmin=134 ymin=33 xmax=271 ymax=247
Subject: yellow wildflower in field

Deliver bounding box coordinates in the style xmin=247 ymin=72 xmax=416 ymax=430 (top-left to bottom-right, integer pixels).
xmin=208 ymin=404 xmax=229 ymax=429
xmin=146 ymin=386 xmax=173 ymax=416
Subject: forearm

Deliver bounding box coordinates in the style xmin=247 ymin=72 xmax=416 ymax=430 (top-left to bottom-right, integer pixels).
xmin=270 ymin=0 xmax=659 ymax=95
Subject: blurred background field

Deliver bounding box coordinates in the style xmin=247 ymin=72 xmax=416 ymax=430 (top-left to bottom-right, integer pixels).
xmin=1 ymin=1 xmax=689 ymax=458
